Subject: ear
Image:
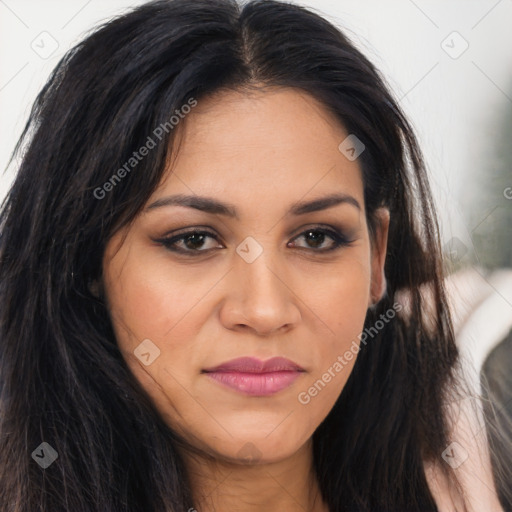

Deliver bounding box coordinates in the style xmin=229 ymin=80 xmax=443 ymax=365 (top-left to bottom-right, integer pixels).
xmin=369 ymin=208 xmax=390 ymax=306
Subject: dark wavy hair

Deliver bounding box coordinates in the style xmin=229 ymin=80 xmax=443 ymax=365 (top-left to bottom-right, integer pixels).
xmin=0 ymin=0 xmax=503 ymax=510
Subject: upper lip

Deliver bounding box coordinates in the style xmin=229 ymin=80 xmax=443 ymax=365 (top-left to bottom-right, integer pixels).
xmin=202 ymin=356 xmax=304 ymax=373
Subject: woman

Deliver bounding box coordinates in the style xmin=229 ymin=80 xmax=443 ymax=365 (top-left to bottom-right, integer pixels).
xmin=0 ymin=0 xmax=507 ymax=510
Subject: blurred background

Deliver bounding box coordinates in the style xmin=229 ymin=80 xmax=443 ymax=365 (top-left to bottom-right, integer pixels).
xmin=1 ymin=0 xmax=511 ymax=390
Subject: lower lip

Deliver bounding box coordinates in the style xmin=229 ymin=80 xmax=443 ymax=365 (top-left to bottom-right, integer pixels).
xmin=204 ymin=370 xmax=303 ymax=396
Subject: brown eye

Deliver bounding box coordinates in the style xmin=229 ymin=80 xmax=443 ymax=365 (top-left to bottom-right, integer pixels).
xmin=303 ymin=230 xmax=329 ymax=248
xmin=156 ymin=230 xmax=223 ymax=254
xmin=155 ymin=226 xmax=352 ymax=257
xmin=288 ymin=227 xmax=352 ymax=252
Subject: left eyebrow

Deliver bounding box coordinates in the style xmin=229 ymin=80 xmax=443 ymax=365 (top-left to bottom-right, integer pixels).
xmin=145 ymin=192 xmax=361 ymax=217
xmin=289 ymin=193 xmax=361 ymax=215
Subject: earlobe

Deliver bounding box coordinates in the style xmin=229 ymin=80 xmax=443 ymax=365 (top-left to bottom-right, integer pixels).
xmin=369 ymin=208 xmax=390 ymax=306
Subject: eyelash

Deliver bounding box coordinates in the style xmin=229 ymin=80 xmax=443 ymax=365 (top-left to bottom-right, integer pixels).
xmin=154 ymin=226 xmax=353 ymax=256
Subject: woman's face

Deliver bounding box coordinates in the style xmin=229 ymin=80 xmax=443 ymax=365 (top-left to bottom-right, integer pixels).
xmin=102 ymin=87 xmax=389 ymax=464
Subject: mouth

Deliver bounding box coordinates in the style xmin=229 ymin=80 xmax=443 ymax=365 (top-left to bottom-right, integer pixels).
xmin=201 ymin=356 xmax=305 ymax=396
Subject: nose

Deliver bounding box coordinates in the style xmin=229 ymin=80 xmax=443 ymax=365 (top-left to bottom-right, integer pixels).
xmin=219 ymin=248 xmax=302 ymax=337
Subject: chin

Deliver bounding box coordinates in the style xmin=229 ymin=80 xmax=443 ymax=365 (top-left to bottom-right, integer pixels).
xmin=207 ymin=430 xmax=311 ymax=466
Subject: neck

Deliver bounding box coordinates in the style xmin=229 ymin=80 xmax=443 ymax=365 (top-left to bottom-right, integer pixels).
xmin=179 ymin=438 xmax=329 ymax=512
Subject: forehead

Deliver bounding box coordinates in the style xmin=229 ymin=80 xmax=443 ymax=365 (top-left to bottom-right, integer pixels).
xmin=153 ymin=87 xmax=364 ymax=211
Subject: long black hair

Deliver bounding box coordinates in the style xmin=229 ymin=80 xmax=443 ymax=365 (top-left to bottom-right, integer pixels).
xmin=0 ymin=0 xmax=492 ymax=510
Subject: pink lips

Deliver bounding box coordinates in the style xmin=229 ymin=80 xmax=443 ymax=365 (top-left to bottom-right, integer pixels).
xmin=202 ymin=356 xmax=305 ymax=396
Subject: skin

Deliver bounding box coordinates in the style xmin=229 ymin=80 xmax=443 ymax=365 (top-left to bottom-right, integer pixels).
xmin=102 ymin=87 xmax=389 ymax=512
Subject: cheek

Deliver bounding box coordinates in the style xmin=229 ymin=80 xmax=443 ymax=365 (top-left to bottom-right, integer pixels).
xmin=298 ymin=253 xmax=371 ymax=408
xmin=103 ymin=252 xmax=219 ymax=439
xmin=103 ymin=248 xmax=226 ymax=409
xmin=104 ymin=251 xmax=212 ymax=346
xmin=309 ymin=252 xmax=371 ymax=348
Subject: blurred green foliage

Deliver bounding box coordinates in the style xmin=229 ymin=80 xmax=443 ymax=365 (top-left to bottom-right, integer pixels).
xmin=464 ymin=84 xmax=512 ymax=269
